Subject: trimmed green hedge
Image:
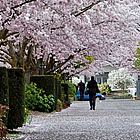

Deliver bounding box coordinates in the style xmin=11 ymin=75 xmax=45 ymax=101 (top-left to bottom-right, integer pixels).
xmin=57 ymin=80 xmax=62 ymax=101
xmin=54 ymin=78 xmax=58 ymax=110
xmin=0 ymin=67 xmax=9 ymax=106
xmin=0 ymin=67 xmax=9 ymax=126
xmin=30 ymin=75 xmax=56 ymax=111
xmin=7 ymin=68 xmax=25 ymax=129
xmin=61 ymin=83 xmax=70 ymax=106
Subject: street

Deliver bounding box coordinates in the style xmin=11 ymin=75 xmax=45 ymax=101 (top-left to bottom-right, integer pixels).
xmin=19 ymin=99 xmax=140 ymax=140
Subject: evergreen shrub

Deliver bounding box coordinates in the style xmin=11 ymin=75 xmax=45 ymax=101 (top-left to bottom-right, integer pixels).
xmin=65 ymin=81 xmax=76 ymax=97
xmin=57 ymin=80 xmax=62 ymax=101
xmin=25 ymin=82 xmax=55 ymax=112
xmin=30 ymin=75 xmax=56 ymax=111
xmin=0 ymin=67 xmax=9 ymax=126
xmin=7 ymin=68 xmax=25 ymax=129
xmin=61 ymin=83 xmax=70 ymax=106
xmin=0 ymin=67 xmax=9 ymax=106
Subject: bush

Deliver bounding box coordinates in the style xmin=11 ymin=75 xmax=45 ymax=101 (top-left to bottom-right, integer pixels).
xmin=30 ymin=75 xmax=55 ymax=96
xmin=0 ymin=67 xmax=9 ymax=107
xmin=0 ymin=67 xmax=9 ymax=126
xmin=25 ymin=82 xmax=55 ymax=112
xmin=30 ymin=75 xmax=56 ymax=111
xmin=7 ymin=68 xmax=25 ymax=129
xmin=61 ymin=83 xmax=69 ymax=106
xmin=24 ymin=108 xmax=31 ymax=124
xmin=56 ymin=99 xmax=62 ymax=112
xmin=98 ymin=82 xmax=111 ymax=95
xmin=62 ymin=81 xmax=76 ymax=97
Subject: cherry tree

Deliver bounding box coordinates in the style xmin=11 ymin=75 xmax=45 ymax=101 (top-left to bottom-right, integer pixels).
xmin=0 ymin=0 xmax=139 ymax=82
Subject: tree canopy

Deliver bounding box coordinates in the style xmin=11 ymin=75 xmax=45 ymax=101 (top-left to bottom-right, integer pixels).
xmin=107 ymin=68 xmax=136 ymax=90
xmin=0 ymin=0 xmax=139 ymax=77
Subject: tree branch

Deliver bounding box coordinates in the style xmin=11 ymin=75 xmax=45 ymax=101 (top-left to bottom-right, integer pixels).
xmin=12 ymin=0 xmax=36 ymax=9
xmin=0 ymin=48 xmax=11 ymax=57
xmin=71 ymin=0 xmax=102 ymax=17
xmin=5 ymin=31 xmax=19 ymax=39
xmin=45 ymin=55 xmax=74 ymax=74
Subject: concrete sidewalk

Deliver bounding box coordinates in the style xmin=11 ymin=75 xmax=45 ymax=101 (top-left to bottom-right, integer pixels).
xmin=13 ymin=99 xmax=140 ymax=140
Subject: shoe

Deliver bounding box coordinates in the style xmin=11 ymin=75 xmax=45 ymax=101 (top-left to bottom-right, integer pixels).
xmin=93 ymin=108 xmax=95 ymax=110
xmin=90 ymin=107 xmax=92 ymax=110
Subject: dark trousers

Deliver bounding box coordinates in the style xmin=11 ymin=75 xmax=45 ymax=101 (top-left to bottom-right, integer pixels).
xmin=80 ymin=90 xmax=84 ymax=101
xmin=89 ymin=94 xmax=96 ymax=109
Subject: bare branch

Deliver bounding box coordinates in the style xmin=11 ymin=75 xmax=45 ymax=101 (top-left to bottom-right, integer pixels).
xmin=93 ymin=20 xmax=118 ymax=26
xmin=5 ymin=31 xmax=19 ymax=39
xmin=0 ymin=48 xmax=11 ymax=57
xmin=45 ymin=55 xmax=74 ymax=74
xmin=71 ymin=0 xmax=102 ymax=17
xmin=0 ymin=40 xmax=8 ymax=46
xmin=51 ymin=26 xmax=65 ymax=31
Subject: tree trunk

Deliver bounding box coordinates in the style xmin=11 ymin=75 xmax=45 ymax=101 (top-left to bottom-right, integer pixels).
xmin=25 ymin=72 xmax=31 ymax=85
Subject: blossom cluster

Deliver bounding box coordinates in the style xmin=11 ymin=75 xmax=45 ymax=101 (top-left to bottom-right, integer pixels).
xmin=0 ymin=0 xmax=139 ymax=76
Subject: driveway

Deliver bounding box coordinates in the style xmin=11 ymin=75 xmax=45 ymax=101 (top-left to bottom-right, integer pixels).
xmin=16 ymin=99 xmax=140 ymax=140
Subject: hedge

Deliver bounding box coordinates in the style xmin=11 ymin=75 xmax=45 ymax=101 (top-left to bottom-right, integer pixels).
xmin=30 ymin=75 xmax=56 ymax=111
xmin=0 ymin=67 xmax=9 ymax=126
xmin=7 ymin=68 xmax=25 ymax=129
xmin=61 ymin=83 xmax=70 ymax=106
xmin=0 ymin=67 xmax=9 ymax=106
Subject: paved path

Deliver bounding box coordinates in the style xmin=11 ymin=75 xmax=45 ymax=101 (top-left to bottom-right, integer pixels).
xmin=16 ymin=99 xmax=140 ymax=140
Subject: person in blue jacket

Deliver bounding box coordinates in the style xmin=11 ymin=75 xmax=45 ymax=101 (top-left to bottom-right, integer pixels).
xmin=78 ymin=80 xmax=85 ymax=101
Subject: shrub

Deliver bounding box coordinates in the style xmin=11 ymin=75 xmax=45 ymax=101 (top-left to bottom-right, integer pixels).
xmin=24 ymin=108 xmax=31 ymax=124
xmin=7 ymin=68 xmax=25 ymax=129
xmin=61 ymin=83 xmax=69 ymax=106
xmin=0 ymin=67 xmax=9 ymax=107
xmin=30 ymin=75 xmax=56 ymax=111
xmin=25 ymin=82 xmax=55 ymax=112
xmin=62 ymin=81 xmax=76 ymax=97
xmin=98 ymin=82 xmax=111 ymax=95
xmin=0 ymin=67 xmax=9 ymax=126
xmin=30 ymin=75 xmax=55 ymax=96
xmin=56 ymin=99 xmax=62 ymax=112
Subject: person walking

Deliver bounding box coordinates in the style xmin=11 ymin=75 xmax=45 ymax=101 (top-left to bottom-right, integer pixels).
xmin=87 ymin=76 xmax=100 ymax=110
xmin=78 ymin=80 xmax=85 ymax=101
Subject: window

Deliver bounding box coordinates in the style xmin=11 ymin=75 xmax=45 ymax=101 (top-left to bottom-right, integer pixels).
xmin=97 ymin=78 xmax=101 ymax=84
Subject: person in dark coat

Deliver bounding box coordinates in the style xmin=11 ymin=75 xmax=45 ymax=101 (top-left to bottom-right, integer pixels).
xmin=87 ymin=76 xmax=100 ymax=110
xmin=78 ymin=80 xmax=85 ymax=101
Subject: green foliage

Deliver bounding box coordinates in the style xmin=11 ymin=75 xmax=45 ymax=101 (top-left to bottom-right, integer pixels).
xmin=30 ymin=75 xmax=56 ymax=111
xmin=24 ymin=108 xmax=30 ymax=124
xmin=25 ymin=82 xmax=55 ymax=113
xmin=84 ymin=55 xmax=94 ymax=64
xmin=57 ymin=80 xmax=62 ymax=101
xmin=56 ymin=99 xmax=62 ymax=112
xmin=98 ymin=82 xmax=111 ymax=95
xmin=62 ymin=80 xmax=76 ymax=97
xmin=7 ymin=68 xmax=25 ymax=129
xmin=74 ymin=61 xmax=86 ymax=69
xmin=73 ymin=55 xmax=94 ymax=69
xmin=30 ymin=75 xmax=55 ymax=96
xmin=61 ymin=83 xmax=70 ymax=106
xmin=66 ymin=81 xmax=76 ymax=97
xmin=57 ymin=99 xmax=62 ymax=108
xmin=134 ymin=48 xmax=140 ymax=70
